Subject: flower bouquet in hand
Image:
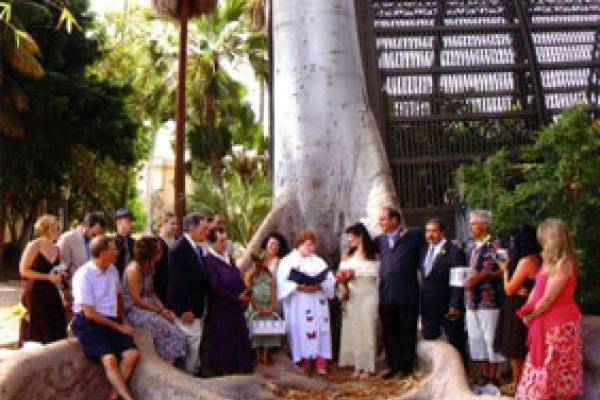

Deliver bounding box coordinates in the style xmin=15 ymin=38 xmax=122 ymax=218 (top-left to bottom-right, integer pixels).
xmin=335 ymin=269 xmax=354 ymax=301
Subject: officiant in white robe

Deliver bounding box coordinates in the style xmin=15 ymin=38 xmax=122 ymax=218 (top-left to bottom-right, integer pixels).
xmin=277 ymin=231 xmax=335 ymax=372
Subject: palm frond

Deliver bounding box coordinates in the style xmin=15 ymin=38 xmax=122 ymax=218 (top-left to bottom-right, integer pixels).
xmin=8 ymin=47 xmax=44 ymax=79
xmin=0 ymin=108 xmax=24 ymax=138
xmin=8 ymin=82 xmax=29 ymax=111
xmin=151 ymin=0 xmax=217 ymax=19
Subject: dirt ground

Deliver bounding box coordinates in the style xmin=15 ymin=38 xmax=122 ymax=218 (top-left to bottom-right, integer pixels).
xmin=0 ymin=278 xmax=21 ymax=348
xmin=269 ymin=365 xmax=422 ymax=400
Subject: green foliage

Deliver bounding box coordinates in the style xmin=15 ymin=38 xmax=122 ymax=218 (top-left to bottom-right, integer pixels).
xmin=127 ymin=178 xmax=148 ymax=233
xmin=458 ymin=105 xmax=600 ymax=314
xmin=0 ymin=0 xmax=139 ymax=251
xmin=0 ymin=0 xmax=48 ymax=138
xmin=89 ymin=7 xmax=176 ymax=132
xmin=189 ymin=160 xmax=271 ymax=247
xmin=186 ymin=0 xmax=267 ymax=185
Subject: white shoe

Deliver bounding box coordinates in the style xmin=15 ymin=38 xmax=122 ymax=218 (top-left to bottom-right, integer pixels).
xmin=472 ymin=385 xmax=485 ymax=395
xmin=480 ymin=383 xmax=501 ymax=395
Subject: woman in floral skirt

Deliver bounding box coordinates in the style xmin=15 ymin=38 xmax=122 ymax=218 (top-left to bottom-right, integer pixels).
xmin=515 ymin=218 xmax=583 ymax=400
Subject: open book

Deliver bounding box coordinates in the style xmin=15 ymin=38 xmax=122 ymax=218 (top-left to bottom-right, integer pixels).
xmin=288 ymin=267 xmax=330 ymax=285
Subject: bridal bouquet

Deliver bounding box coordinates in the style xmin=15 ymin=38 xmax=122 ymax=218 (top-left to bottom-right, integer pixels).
xmin=336 ymin=269 xmax=354 ymax=284
xmin=335 ymin=269 xmax=354 ymax=301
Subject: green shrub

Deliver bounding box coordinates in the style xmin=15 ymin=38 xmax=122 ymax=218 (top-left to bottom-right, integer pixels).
xmin=458 ymin=105 xmax=600 ymax=314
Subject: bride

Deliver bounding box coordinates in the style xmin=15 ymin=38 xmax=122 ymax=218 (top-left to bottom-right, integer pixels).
xmin=338 ymin=222 xmax=380 ymax=378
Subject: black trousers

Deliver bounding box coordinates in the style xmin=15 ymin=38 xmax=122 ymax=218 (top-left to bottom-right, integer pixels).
xmin=379 ymin=302 xmax=418 ymax=373
xmin=422 ymin=312 xmax=468 ymax=366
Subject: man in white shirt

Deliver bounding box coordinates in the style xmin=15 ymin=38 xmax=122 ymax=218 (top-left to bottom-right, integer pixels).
xmin=71 ymin=236 xmax=139 ymax=400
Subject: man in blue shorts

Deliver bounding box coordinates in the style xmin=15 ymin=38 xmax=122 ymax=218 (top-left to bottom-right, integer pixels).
xmin=71 ymin=235 xmax=139 ymax=400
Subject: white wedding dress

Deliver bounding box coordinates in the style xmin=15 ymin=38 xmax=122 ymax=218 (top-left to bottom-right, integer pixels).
xmin=338 ymin=257 xmax=380 ymax=373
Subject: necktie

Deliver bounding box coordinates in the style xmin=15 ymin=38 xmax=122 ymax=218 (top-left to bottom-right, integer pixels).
xmin=194 ymin=245 xmax=203 ymax=262
xmin=470 ymin=246 xmax=481 ymax=270
xmin=388 ymin=234 xmax=395 ymax=249
xmin=84 ymin=238 xmax=91 ymax=261
xmin=424 ymin=246 xmax=435 ymax=277
xmin=124 ymin=239 xmax=131 ymax=265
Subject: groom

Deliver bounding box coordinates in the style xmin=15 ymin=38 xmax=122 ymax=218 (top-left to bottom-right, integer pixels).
xmin=377 ymin=206 xmax=425 ymax=379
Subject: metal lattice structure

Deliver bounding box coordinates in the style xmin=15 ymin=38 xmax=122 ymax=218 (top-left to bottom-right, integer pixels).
xmin=366 ymin=0 xmax=600 ymax=231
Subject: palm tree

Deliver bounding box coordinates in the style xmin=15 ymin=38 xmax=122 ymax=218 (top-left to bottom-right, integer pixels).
xmin=187 ymin=64 xmax=261 ymax=187
xmin=0 ymin=2 xmax=45 ymax=138
xmin=186 ymin=0 xmax=267 ymax=186
xmin=150 ymin=0 xmax=216 ymax=225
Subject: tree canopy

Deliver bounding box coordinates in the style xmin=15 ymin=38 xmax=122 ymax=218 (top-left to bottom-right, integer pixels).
xmin=0 ymin=0 xmax=140 ymax=266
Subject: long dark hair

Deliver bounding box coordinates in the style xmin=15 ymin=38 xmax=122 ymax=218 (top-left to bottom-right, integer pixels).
xmin=261 ymin=232 xmax=290 ymax=258
xmin=508 ymin=225 xmax=542 ymax=276
xmin=133 ymin=236 xmax=160 ymax=266
xmin=345 ymin=222 xmax=378 ymax=261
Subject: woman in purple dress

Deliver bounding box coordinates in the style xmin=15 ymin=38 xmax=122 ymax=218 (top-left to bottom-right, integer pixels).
xmin=203 ymin=227 xmax=253 ymax=375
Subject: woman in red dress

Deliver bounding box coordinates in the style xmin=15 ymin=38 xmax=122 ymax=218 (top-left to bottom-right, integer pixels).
xmin=515 ymin=218 xmax=583 ymax=400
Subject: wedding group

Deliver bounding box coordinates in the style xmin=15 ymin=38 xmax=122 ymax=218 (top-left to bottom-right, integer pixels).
xmin=17 ymin=204 xmax=583 ymax=400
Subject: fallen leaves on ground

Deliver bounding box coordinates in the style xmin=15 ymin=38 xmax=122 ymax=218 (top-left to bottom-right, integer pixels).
xmin=271 ymin=365 xmax=423 ymax=400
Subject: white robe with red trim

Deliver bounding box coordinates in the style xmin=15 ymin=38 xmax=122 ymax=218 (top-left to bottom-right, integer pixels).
xmin=277 ymin=250 xmax=335 ymax=362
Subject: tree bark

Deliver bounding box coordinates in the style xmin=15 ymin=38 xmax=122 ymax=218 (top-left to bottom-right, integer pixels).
xmin=207 ymin=151 xmax=223 ymax=188
xmin=241 ymin=0 xmax=397 ymax=267
xmin=0 ymin=201 xmax=6 ymax=270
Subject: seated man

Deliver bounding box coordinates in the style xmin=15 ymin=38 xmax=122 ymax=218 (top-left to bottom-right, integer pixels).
xmin=71 ymin=235 xmax=139 ymax=400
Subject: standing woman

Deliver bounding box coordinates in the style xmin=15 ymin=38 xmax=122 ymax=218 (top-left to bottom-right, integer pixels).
xmin=278 ymin=230 xmax=335 ymax=375
xmin=153 ymin=212 xmax=178 ymax=304
xmin=515 ymin=218 xmax=583 ymax=400
xmin=245 ymin=256 xmax=280 ymax=364
xmin=493 ymin=225 xmax=541 ymax=395
xmin=262 ymin=232 xmax=290 ymax=277
xmin=19 ymin=214 xmax=67 ymax=345
xmin=338 ymin=222 xmax=380 ymax=378
xmin=204 ymin=227 xmax=254 ymax=375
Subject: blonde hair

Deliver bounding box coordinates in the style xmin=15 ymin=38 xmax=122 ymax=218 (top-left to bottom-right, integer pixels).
xmin=245 ymin=255 xmax=270 ymax=288
xmin=537 ymin=218 xmax=575 ymax=275
xmin=34 ymin=214 xmax=60 ymax=238
xmin=154 ymin=211 xmax=175 ymax=231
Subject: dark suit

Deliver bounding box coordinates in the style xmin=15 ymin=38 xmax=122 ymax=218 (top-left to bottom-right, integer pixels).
xmin=420 ymin=239 xmax=468 ymax=364
xmin=166 ymin=236 xmax=208 ymax=318
xmin=115 ymin=234 xmax=135 ymax=277
xmin=377 ymin=228 xmax=425 ymax=374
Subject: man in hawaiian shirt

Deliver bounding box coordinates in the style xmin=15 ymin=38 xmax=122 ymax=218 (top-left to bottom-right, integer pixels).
xmin=464 ymin=210 xmax=505 ymax=387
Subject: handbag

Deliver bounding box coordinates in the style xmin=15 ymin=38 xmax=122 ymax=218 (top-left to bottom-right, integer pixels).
xmin=248 ymin=312 xmax=286 ymax=336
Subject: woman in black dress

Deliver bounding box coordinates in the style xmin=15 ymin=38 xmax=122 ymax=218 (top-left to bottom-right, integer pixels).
xmin=19 ymin=214 xmax=67 ymax=345
xmin=494 ymin=225 xmax=541 ymax=395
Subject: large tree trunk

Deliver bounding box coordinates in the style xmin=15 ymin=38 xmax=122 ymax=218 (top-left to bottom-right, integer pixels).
xmin=241 ymin=0 xmax=397 ymax=267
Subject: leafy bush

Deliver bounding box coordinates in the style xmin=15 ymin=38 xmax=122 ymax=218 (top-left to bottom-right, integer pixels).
xmin=458 ymin=105 xmax=600 ymax=314
xmin=188 ymin=161 xmax=271 ymax=248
